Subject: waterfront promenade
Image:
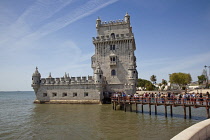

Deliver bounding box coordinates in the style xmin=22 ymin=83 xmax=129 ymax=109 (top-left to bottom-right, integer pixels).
xmin=111 ymin=96 xmax=210 ymax=119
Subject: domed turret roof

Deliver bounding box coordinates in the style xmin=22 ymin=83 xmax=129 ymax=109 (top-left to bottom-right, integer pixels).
xmin=97 ymin=16 xmax=101 ymax=20
xmin=125 ymin=12 xmax=130 ymax=17
xmin=32 ymin=67 xmax=41 ymax=77
xmin=48 ymin=72 xmax=52 ymax=78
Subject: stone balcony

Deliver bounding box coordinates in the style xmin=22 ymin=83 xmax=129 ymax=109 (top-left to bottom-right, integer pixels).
xmin=110 ymin=61 xmax=117 ymax=66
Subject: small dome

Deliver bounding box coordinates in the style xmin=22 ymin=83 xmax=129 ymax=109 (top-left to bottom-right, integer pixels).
xmin=97 ymin=16 xmax=101 ymax=20
xmin=125 ymin=12 xmax=130 ymax=17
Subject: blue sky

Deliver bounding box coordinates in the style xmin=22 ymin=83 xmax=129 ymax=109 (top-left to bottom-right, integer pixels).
xmin=0 ymin=0 xmax=210 ymax=91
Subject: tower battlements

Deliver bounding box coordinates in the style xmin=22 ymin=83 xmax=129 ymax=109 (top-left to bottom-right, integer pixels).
xmin=39 ymin=75 xmax=94 ymax=85
xmin=92 ymin=33 xmax=134 ymax=43
xmin=100 ymin=19 xmax=127 ymax=26
xmin=96 ymin=13 xmax=132 ymax=37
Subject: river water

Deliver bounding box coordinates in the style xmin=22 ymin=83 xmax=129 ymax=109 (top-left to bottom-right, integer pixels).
xmin=0 ymin=91 xmax=208 ymax=140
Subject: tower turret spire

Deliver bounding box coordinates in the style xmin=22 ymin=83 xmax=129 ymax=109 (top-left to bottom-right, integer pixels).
xmin=124 ymin=12 xmax=130 ymax=23
xmin=96 ymin=16 xmax=101 ymax=27
xmin=32 ymin=67 xmax=41 ymax=94
xmin=48 ymin=72 xmax=52 ymax=78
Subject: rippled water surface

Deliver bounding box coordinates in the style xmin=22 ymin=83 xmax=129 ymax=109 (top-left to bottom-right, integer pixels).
xmin=0 ymin=91 xmax=208 ymax=140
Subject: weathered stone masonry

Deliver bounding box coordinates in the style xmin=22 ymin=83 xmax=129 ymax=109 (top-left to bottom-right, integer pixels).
xmin=31 ymin=13 xmax=138 ymax=104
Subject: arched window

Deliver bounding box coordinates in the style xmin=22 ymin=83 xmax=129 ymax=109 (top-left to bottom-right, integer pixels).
xmin=113 ymin=45 xmax=115 ymax=50
xmin=111 ymin=33 xmax=115 ymax=39
xmin=111 ymin=69 xmax=116 ymax=76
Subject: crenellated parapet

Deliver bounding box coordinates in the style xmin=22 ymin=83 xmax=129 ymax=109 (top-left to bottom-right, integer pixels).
xmin=100 ymin=19 xmax=127 ymax=26
xmin=40 ymin=75 xmax=95 ymax=85
xmin=92 ymin=33 xmax=134 ymax=43
xmin=96 ymin=12 xmax=130 ymax=28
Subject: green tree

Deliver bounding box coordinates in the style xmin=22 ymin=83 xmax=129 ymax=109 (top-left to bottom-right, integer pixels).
xmin=162 ymin=79 xmax=167 ymax=86
xmin=169 ymin=72 xmax=192 ymax=89
xmin=137 ymin=78 xmax=155 ymax=91
xmin=145 ymin=82 xmax=155 ymax=91
xmin=150 ymin=75 xmax=157 ymax=84
xmin=197 ymin=75 xmax=206 ymax=85
xmin=160 ymin=79 xmax=168 ymax=90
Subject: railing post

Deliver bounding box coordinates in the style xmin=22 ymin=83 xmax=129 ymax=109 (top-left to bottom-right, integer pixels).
xmin=141 ymin=104 xmax=143 ymax=113
xmin=184 ymin=106 xmax=186 ymax=119
xmin=118 ymin=96 xmax=120 ymax=104
xmin=135 ymin=103 xmax=138 ymax=113
xmin=165 ymin=105 xmax=167 ymax=118
xmin=170 ymin=105 xmax=173 ymax=117
xmin=149 ymin=101 xmax=151 ymax=115
xmin=124 ymin=102 xmax=126 ymax=112
xmin=189 ymin=106 xmax=191 ymax=119
xmin=207 ymin=107 xmax=210 ymax=118
xmin=155 ymin=97 xmax=157 ymax=115
xmin=172 ymin=97 xmax=175 ymax=106
xmin=112 ymin=98 xmax=114 ymax=110
xmin=130 ymin=99 xmax=132 ymax=112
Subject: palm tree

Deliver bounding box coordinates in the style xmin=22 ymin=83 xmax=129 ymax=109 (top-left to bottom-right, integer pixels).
xmin=150 ymin=75 xmax=157 ymax=84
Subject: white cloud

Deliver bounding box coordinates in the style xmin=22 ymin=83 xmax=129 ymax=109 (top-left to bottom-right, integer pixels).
xmin=0 ymin=0 xmax=119 ymax=52
xmin=0 ymin=0 xmax=119 ymax=90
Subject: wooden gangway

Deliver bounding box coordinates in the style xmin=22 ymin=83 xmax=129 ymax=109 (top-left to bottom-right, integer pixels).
xmin=111 ymin=96 xmax=210 ymax=119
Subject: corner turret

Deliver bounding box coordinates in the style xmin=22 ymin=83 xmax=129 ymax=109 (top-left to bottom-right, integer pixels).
xmin=32 ymin=67 xmax=41 ymax=85
xmin=94 ymin=63 xmax=103 ymax=84
xmin=124 ymin=12 xmax=130 ymax=23
xmin=32 ymin=67 xmax=41 ymax=94
xmin=96 ymin=17 xmax=101 ymax=27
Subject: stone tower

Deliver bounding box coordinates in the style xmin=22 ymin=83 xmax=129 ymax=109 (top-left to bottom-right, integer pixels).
xmin=92 ymin=13 xmax=138 ymax=95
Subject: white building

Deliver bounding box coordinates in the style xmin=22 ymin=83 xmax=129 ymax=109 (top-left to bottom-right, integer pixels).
xmin=32 ymin=13 xmax=138 ymax=104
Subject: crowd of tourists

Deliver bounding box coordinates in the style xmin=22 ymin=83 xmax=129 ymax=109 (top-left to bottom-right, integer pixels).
xmin=112 ymin=91 xmax=210 ymax=105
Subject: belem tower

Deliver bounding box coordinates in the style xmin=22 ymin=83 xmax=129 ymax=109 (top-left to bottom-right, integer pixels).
xmin=32 ymin=13 xmax=138 ymax=104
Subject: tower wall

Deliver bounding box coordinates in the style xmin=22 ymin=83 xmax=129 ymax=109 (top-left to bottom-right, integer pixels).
xmin=92 ymin=13 xmax=138 ymax=94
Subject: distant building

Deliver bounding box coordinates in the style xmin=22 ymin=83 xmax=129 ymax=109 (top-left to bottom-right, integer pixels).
xmin=32 ymin=13 xmax=138 ymax=104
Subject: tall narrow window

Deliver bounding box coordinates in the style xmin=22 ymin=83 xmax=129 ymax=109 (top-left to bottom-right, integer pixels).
xmin=113 ymin=45 xmax=115 ymax=50
xmin=111 ymin=69 xmax=116 ymax=76
xmin=110 ymin=45 xmax=116 ymax=50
